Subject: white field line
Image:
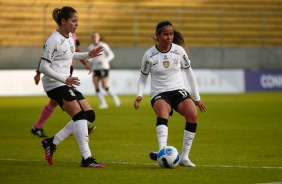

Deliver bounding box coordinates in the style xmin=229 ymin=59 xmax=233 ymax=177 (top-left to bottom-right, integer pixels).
xmin=0 ymin=159 xmax=281 ymax=169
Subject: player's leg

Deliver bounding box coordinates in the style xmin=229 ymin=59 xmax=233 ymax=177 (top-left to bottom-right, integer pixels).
xmin=63 ymin=90 xmax=103 ymax=168
xmin=177 ymin=98 xmax=198 ymax=167
xmin=101 ymin=73 xmax=120 ymax=107
xmin=79 ymin=98 xmax=96 ymax=135
xmin=31 ymin=99 xmax=58 ymax=137
xmin=149 ymin=98 xmax=171 ymax=161
xmin=153 ymin=99 xmax=171 ymax=150
xmin=94 ymin=75 xmax=108 ymax=109
xmin=52 ymin=92 xmax=97 ymax=147
xmin=41 ymin=99 xmax=82 ymax=166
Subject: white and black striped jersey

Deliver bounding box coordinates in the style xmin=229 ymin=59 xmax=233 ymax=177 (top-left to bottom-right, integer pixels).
xmin=140 ymin=43 xmax=191 ymax=99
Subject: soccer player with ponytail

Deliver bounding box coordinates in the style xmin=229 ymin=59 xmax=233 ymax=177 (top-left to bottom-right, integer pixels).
xmin=39 ymin=6 xmax=104 ymax=168
xmin=134 ymin=21 xmax=207 ymax=167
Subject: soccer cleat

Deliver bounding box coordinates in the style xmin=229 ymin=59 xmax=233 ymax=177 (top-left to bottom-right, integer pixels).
xmin=31 ymin=126 xmax=48 ymax=137
xmin=81 ymin=156 xmax=105 ymax=168
xmin=149 ymin=151 xmax=158 ymax=161
xmin=41 ymin=137 xmax=56 ymax=165
xmin=98 ymin=104 xmax=108 ymax=109
xmin=88 ymin=125 xmax=96 ymax=135
xmin=179 ymin=158 xmax=196 ymax=167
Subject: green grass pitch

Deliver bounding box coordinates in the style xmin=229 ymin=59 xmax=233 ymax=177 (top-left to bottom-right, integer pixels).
xmin=0 ymin=93 xmax=281 ymax=184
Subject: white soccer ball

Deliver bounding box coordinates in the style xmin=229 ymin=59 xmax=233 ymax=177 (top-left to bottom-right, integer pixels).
xmin=157 ymin=146 xmax=180 ymax=168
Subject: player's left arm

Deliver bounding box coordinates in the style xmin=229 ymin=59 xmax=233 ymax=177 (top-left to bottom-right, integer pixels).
xmin=180 ymin=48 xmax=206 ymax=113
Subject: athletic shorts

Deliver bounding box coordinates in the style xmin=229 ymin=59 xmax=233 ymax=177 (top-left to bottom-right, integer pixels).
xmin=93 ymin=70 xmax=109 ymax=78
xmin=46 ymin=85 xmax=85 ymax=110
xmin=151 ymin=89 xmax=192 ymax=116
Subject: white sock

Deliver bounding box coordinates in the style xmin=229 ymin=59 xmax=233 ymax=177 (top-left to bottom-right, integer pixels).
xmin=182 ymin=130 xmax=195 ymax=160
xmin=107 ymin=88 xmax=120 ymax=105
xmin=53 ymin=120 xmax=74 ymax=145
xmin=74 ymin=120 xmax=91 ymax=159
xmin=156 ymin=125 xmax=168 ymax=150
xmin=97 ymin=91 xmax=107 ymax=106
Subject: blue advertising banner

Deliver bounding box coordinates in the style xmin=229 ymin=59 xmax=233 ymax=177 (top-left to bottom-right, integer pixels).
xmin=245 ymin=70 xmax=282 ymax=91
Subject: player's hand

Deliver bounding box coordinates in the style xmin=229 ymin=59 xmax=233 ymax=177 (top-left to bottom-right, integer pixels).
xmin=34 ymin=73 xmax=41 ymax=85
xmin=134 ymin=96 xmax=143 ymax=110
xmin=88 ymin=46 xmax=103 ymax=58
xmin=65 ymin=77 xmax=80 ymax=88
xmin=194 ymin=100 xmax=207 ymax=113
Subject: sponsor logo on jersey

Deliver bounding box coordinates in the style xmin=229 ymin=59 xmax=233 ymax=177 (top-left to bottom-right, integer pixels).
xmin=173 ymin=58 xmax=179 ymax=66
xmin=51 ymin=48 xmax=57 ymax=60
xmin=170 ymin=50 xmax=180 ymax=55
xmin=183 ymin=55 xmax=189 ymax=67
xmin=60 ymin=38 xmax=65 ymax=45
xmin=70 ymin=46 xmax=74 ymax=53
xmin=163 ymin=61 xmax=169 ymax=68
xmin=163 ymin=55 xmax=168 ymax=60
xmin=150 ymin=52 xmax=159 ymax=58
xmin=142 ymin=61 xmax=149 ymax=72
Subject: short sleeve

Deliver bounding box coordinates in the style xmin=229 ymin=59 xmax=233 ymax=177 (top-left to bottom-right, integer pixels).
xmin=41 ymin=38 xmax=59 ymax=63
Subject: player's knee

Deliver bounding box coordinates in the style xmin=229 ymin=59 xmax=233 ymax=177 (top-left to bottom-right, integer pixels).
xmin=72 ymin=111 xmax=87 ymax=121
xmin=86 ymin=110 xmax=95 ymax=123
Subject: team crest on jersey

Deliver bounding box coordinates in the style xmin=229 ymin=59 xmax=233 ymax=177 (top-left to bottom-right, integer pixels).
xmin=163 ymin=61 xmax=170 ymax=68
xmin=70 ymin=46 xmax=74 ymax=53
xmin=173 ymin=58 xmax=179 ymax=66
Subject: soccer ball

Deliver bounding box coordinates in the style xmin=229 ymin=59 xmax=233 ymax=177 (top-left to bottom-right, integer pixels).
xmin=157 ymin=146 xmax=180 ymax=168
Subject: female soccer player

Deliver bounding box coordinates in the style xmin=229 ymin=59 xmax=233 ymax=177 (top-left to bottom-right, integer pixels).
xmin=134 ymin=21 xmax=207 ymax=167
xmin=88 ymin=32 xmax=120 ymax=109
xmin=31 ymin=33 xmax=94 ymax=138
xmin=39 ymin=6 xmax=104 ymax=168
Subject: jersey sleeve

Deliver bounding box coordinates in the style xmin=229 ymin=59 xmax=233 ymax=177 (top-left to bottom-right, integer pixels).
xmin=41 ymin=38 xmax=59 ymax=63
xmin=103 ymin=43 xmax=115 ymax=63
xmin=180 ymin=47 xmax=191 ymax=69
xmin=140 ymin=52 xmax=151 ymax=75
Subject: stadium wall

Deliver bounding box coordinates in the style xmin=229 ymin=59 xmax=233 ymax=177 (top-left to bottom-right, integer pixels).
xmin=0 ymin=46 xmax=282 ymax=70
xmin=0 ymin=69 xmax=281 ymax=96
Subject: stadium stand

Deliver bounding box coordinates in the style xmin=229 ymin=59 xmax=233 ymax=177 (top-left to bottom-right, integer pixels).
xmin=0 ymin=0 xmax=281 ymax=47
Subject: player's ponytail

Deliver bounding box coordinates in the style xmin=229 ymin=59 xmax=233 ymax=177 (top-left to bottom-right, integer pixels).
xmin=52 ymin=6 xmax=77 ymax=26
xmin=173 ymin=29 xmax=190 ymax=56
xmin=52 ymin=8 xmax=61 ymax=26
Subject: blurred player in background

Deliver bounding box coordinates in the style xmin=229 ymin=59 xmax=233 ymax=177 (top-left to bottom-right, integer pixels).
xmin=134 ymin=21 xmax=207 ymax=167
xmin=38 ymin=6 xmax=104 ymax=168
xmin=32 ymin=33 xmax=95 ymax=138
xmin=88 ymin=32 xmax=120 ymax=109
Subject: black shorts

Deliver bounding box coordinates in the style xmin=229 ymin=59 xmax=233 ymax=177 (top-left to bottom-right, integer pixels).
xmin=151 ymin=89 xmax=192 ymax=116
xmin=93 ymin=70 xmax=109 ymax=78
xmin=46 ymin=85 xmax=85 ymax=110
